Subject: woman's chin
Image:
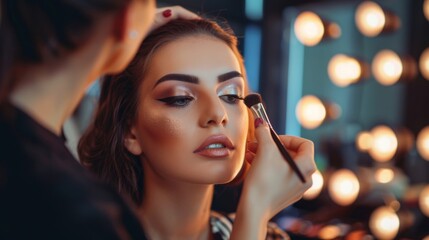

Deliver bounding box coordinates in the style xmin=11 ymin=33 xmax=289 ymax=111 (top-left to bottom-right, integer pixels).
xmin=211 ymin=169 xmax=241 ymax=184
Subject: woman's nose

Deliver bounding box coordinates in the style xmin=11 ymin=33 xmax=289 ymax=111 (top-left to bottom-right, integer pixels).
xmin=199 ymin=95 xmax=228 ymax=127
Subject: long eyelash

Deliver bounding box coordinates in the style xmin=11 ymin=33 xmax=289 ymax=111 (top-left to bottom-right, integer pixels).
xmin=157 ymin=96 xmax=180 ymax=103
xmin=157 ymin=96 xmax=193 ymax=104
xmin=222 ymin=94 xmax=244 ymax=100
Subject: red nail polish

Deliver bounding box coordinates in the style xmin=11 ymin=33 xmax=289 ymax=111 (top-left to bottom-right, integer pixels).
xmin=254 ymin=118 xmax=263 ymax=128
xmin=162 ymin=9 xmax=172 ymax=18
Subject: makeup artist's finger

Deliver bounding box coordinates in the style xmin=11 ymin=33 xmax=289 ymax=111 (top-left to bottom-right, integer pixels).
xmin=278 ymin=135 xmax=316 ymax=177
xmin=253 ymin=118 xmax=275 ymax=148
xmin=149 ymin=6 xmax=200 ymax=32
xmin=278 ymin=135 xmax=314 ymax=156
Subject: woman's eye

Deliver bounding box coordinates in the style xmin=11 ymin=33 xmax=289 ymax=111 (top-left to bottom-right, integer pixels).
xmin=220 ymin=94 xmax=243 ymax=104
xmin=157 ymin=96 xmax=194 ymax=107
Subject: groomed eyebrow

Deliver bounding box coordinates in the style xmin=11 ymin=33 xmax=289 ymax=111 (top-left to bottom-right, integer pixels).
xmin=218 ymin=71 xmax=243 ymax=82
xmin=154 ymin=71 xmax=243 ymax=88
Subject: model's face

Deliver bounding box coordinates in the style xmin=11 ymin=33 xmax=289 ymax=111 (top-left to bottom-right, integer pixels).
xmin=132 ymin=35 xmax=249 ymax=184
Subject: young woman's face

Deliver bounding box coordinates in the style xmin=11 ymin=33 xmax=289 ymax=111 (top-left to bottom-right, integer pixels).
xmin=131 ymin=35 xmax=249 ymax=184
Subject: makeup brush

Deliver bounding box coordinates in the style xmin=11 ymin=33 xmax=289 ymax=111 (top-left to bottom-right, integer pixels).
xmin=244 ymin=93 xmax=306 ymax=183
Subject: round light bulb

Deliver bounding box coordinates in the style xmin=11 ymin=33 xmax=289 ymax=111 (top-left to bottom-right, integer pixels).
xmin=356 ymin=131 xmax=373 ymax=152
xmin=328 ymin=54 xmax=362 ymax=87
xmin=419 ymin=185 xmax=429 ymax=217
xmin=375 ymin=168 xmax=395 ymax=183
xmin=318 ymin=225 xmax=341 ymax=240
xmin=417 ymin=126 xmax=429 ymax=161
xmin=372 ymin=50 xmax=403 ymax=86
xmin=296 ymin=95 xmax=327 ymax=129
xmin=355 ymin=1 xmax=386 ymax=37
xmin=368 ymin=125 xmax=398 ymax=162
xmin=303 ymin=170 xmax=324 ymax=200
xmin=424 ymin=0 xmax=429 ymax=21
xmin=369 ymin=206 xmax=400 ymax=240
xmin=294 ymin=11 xmax=325 ymax=46
xmin=419 ymin=48 xmax=429 ymax=80
xmin=328 ymin=169 xmax=360 ymax=206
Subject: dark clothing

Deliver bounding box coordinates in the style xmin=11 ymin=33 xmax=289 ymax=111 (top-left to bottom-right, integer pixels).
xmin=0 ymin=104 xmax=147 ymax=240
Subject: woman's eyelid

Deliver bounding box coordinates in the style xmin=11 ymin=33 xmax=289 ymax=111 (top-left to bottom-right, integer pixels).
xmin=217 ymin=83 xmax=244 ymax=97
xmin=154 ymin=85 xmax=195 ymax=99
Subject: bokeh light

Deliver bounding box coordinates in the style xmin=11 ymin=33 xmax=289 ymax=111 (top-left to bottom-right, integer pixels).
xmin=296 ymin=95 xmax=326 ymax=129
xmin=368 ymin=125 xmax=398 ymax=162
xmin=417 ymin=126 xmax=429 ymax=161
xmin=303 ymin=170 xmax=324 ymax=200
xmin=419 ymin=48 xmax=429 ymax=80
xmin=372 ymin=50 xmax=403 ymax=86
xmin=328 ymin=54 xmax=363 ymax=87
xmin=419 ymin=185 xmax=429 ymax=217
xmin=294 ymin=11 xmax=325 ymax=46
xmin=375 ymin=168 xmax=395 ymax=184
xmin=369 ymin=206 xmax=399 ymax=240
xmin=355 ymin=1 xmax=386 ymax=37
xmin=356 ymin=131 xmax=373 ymax=152
xmin=328 ymin=169 xmax=360 ymax=206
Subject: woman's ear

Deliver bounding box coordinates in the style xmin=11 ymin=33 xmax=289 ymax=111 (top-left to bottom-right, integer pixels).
xmin=124 ymin=126 xmax=142 ymax=155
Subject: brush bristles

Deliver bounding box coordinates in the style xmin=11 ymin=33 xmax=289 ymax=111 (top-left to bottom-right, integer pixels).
xmin=244 ymin=93 xmax=262 ymax=108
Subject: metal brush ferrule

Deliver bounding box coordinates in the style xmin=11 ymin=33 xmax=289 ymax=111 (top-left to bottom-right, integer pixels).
xmin=250 ymin=103 xmax=272 ymax=127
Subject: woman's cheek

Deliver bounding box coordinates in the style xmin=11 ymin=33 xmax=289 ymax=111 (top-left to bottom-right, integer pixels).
xmin=142 ymin=113 xmax=186 ymax=143
xmin=230 ymin=107 xmax=249 ymax=142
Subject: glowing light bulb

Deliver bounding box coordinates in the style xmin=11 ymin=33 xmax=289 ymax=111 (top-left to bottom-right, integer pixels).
xmin=419 ymin=185 xmax=429 ymax=217
xmin=356 ymin=131 xmax=373 ymax=152
xmin=296 ymin=95 xmax=326 ymax=129
xmin=417 ymin=126 xmax=429 ymax=161
xmin=318 ymin=225 xmax=341 ymax=240
xmin=303 ymin=170 xmax=324 ymax=200
xmin=328 ymin=169 xmax=360 ymax=206
xmin=368 ymin=125 xmax=397 ymax=162
xmin=369 ymin=206 xmax=399 ymax=240
xmin=419 ymin=48 xmax=429 ymax=80
xmin=372 ymin=50 xmax=403 ymax=86
xmin=294 ymin=11 xmax=325 ymax=46
xmin=375 ymin=168 xmax=394 ymax=183
xmin=328 ymin=54 xmax=363 ymax=87
xmin=355 ymin=1 xmax=386 ymax=37
xmin=424 ymin=0 xmax=429 ymax=21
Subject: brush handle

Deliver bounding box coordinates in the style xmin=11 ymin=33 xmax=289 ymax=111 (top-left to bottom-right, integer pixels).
xmin=269 ymin=127 xmax=306 ymax=183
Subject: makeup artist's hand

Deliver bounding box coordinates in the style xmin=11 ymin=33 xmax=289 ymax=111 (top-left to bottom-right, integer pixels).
xmin=149 ymin=6 xmax=200 ymax=33
xmin=245 ymin=118 xmax=315 ymax=217
xmin=231 ymin=118 xmax=316 ymax=240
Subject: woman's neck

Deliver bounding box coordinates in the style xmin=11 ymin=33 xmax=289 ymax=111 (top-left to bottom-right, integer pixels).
xmin=139 ymin=167 xmax=214 ymax=240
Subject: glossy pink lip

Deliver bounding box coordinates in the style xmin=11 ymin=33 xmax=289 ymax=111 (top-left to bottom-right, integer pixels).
xmin=193 ymin=135 xmax=235 ymax=158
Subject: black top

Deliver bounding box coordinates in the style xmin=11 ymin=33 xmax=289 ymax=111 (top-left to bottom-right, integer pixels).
xmin=0 ymin=103 xmax=147 ymax=240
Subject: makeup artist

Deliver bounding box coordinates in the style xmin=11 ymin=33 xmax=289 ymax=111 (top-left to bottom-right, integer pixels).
xmin=0 ymin=1 xmax=199 ymax=239
xmin=78 ymin=18 xmax=316 ymax=240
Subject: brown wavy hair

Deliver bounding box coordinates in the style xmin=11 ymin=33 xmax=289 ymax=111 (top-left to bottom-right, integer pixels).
xmin=78 ymin=19 xmax=254 ymax=204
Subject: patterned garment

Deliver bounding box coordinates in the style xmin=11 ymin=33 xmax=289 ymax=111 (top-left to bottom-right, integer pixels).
xmin=210 ymin=211 xmax=291 ymax=240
